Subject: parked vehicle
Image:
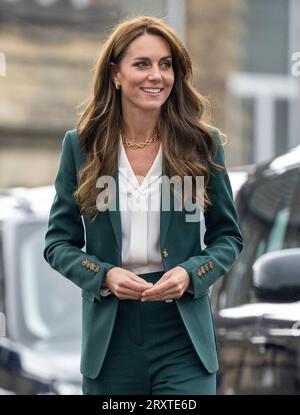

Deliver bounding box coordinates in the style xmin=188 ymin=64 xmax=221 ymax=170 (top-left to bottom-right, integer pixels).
xmin=212 ymin=145 xmax=300 ymax=395
xmin=0 ymin=186 xmax=82 ymax=394
xmin=227 ymin=166 xmax=253 ymax=199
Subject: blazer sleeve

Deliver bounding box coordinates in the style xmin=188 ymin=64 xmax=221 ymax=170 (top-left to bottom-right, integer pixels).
xmin=178 ymin=127 xmax=244 ymax=299
xmin=43 ymin=130 xmax=116 ymax=302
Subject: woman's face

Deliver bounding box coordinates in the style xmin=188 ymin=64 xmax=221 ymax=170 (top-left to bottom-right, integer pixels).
xmin=111 ymin=34 xmax=175 ymax=113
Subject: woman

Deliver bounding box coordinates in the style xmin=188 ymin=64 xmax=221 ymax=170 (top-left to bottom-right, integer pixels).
xmin=44 ymin=15 xmax=244 ymax=395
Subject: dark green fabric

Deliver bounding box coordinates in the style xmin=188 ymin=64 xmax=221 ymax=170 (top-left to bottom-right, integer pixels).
xmin=178 ymin=127 xmax=244 ymax=298
xmin=82 ymin=271 xmax=216 ymax=395
xmin=43 ymin=127 xmax=244 ymax=378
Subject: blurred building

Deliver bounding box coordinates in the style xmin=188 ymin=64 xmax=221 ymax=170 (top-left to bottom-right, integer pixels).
xmin=0 ymin=0 xmax=120 ymax=187
xmin=0 ymin=0 xmax=299 ymax=187
xmin=225 ymin=0 xmax=300 ymax=165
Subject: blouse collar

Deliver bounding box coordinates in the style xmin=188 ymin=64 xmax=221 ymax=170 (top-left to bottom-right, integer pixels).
xmin=118 ymin=135 xmax=162 ymax=192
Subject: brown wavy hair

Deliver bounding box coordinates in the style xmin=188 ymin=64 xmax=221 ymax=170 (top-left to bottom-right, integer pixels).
xmin=74 ymin=15 xmax=226 ymax=221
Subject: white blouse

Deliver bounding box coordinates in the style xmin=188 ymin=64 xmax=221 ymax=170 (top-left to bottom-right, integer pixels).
xmin=118 ymin=137 xmax=164 ymax=274
xmin=100 ymin=137 xmax=193 ymax=299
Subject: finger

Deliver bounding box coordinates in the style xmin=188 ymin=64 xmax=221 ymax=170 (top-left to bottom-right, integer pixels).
xmin=153 ymin=272 xmax=171 ymax=285
xmin=126 ymin=280 xmax=153 ymax=293
xmin=116 ymin=283 xmax=148 ymax=299
xmin=130 ymin=273 xmax=148 ymax=281
xmin=141 ymin=290 xmax=178 ymax=301
xmin=146 ymin=272 xmax=173 ymax=288
xmin=141 ymin=280 xmax=171 ymax=296
xmin=130 ymin=274 xmax=154 ymax=285
xmin=117 ymin=289 xmax=143 ymax=300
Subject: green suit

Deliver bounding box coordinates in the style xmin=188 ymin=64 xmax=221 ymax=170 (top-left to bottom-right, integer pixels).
xmin=43 ymin=127 xmax=244 ymax=379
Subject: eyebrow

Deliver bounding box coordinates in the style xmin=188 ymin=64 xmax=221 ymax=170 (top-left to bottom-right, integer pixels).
xmin=132 ymin=55 xmax=172 ymax=61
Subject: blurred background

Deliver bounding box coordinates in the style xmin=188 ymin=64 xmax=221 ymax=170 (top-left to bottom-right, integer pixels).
xmin=0 ymin=0 xmax=299 ymax=395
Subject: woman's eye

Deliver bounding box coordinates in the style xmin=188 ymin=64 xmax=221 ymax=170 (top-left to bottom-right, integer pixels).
xmin=135 ymin=62 xmax=172 ymax=68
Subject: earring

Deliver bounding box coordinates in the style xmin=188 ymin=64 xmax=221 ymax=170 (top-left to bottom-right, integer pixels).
xmin=115 ymin=81 xmax=120 ymax=90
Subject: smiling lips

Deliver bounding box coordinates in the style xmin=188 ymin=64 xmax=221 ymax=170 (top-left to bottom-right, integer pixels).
xmin=140 ymin=87 xmax=163 ymax=95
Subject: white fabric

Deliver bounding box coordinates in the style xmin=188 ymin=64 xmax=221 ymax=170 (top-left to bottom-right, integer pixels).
xmin=100 ymin=137 xmax=193 ymax=299
xmin=118 ymin=137 xmax=164 ymax=273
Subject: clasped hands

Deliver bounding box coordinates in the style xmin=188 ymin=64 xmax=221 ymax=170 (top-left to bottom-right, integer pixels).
xmin=104 ymin=266 xmax=191 ymax=301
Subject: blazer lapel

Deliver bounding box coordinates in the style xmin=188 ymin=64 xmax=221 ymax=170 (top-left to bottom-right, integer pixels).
xmin=108 ymin=168 xmax=122 ymax=254
xmin=159 ymin=163 xmax=172 ymax=252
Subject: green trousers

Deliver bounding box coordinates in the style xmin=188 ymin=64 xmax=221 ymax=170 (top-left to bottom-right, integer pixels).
xmin=82 ymin=271 xmax=216 ymax=395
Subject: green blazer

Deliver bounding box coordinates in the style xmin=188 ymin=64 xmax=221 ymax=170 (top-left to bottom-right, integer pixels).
xmin=43 ymin=127 xmax=244 ymax=378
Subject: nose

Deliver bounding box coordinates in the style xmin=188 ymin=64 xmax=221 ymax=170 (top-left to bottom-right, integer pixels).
xmin=148 ymin=65 xmax=163 ymax=81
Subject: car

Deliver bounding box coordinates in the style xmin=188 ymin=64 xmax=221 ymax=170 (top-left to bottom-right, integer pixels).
xmin=227 ymin=165 xmax=253 ymax=200
xmin=0 ymin=186 xmax=82 ymax=394
xmin=212 ymin=145 xmax=300 ymax=395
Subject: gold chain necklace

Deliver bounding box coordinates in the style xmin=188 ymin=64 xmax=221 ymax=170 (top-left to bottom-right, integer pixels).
xmin=120 ymin=129 xmax=159 ymax=150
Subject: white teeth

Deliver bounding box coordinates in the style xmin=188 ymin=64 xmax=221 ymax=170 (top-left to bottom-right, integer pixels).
xmin=141 ymin=88 xmax=162 ymax=93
